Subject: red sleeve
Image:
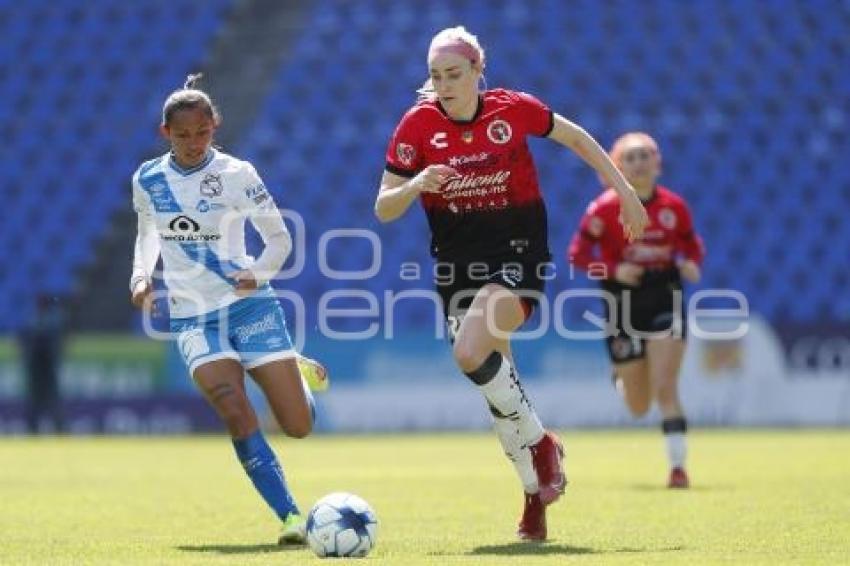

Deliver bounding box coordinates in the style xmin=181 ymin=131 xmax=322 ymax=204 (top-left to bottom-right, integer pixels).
xmin=514 ymin=91 xmax=555 ymax=138
xmin=384 ymin=109 xmax=424 ymax=178
xmin=568 ymin=202 xmax=618 ymax=277
xmin=675 ymin=199 xmax=705 ymax=265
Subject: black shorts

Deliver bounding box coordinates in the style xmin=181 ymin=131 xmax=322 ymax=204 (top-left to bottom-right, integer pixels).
xmin=602 ymin=269 xmax=687 ymax=364
xmin=435 ymin=259 xmax=548 ymax=342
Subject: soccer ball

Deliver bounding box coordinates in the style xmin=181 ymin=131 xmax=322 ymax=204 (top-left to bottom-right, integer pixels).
xmin=306 ymin=492 xmax=378 ymax=558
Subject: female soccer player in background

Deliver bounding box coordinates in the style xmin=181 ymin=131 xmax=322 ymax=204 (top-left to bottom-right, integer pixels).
xmin=569 ymin=132 xmax=704 ymax=488
xmin=375 ymin=27 xmax=649 ymax=540
xmin=130 ymin=75 xmax=325 ymax=544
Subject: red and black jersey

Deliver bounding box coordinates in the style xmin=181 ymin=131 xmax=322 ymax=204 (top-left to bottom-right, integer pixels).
xmin=384 ymin=88 xmax=555 ymax=263
xmin=569 ymin=185 xmax=705 ymax=278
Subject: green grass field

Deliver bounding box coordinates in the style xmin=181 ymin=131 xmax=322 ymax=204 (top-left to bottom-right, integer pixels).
xmin=1 ymin=430 xmax=848 ymax=565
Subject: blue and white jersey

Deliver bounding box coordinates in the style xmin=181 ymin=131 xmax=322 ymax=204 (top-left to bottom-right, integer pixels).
xmin=131 ymin=149 xmax=289 ymax=318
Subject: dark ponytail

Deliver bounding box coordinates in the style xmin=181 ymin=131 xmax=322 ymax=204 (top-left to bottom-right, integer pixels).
xmin=184 ymin=73 xmax=203 ymax=89
xmin=161 ymin=73 xmax=221 ymax=126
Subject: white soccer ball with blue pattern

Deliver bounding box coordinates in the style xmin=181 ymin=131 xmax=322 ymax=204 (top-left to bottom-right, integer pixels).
xmin=306 ymin=492 xmax=378 ymax=558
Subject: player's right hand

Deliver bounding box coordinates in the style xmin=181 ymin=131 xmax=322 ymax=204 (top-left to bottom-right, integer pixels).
xmin=614 ymin=262 xmax=644 ymax=286
xmin=411 ymin=164 xmax=459 ymax=194
xmin=130 ymin=279 xmax=154 ymax=311
xmin=618 ymin=190 xmax=650 ymax=241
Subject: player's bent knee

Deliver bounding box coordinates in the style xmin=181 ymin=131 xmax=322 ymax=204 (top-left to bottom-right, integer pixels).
xmin=628 ymin=404 xmax=651 ymax=418
xmin=282 ymin=417 xmax=312 ymax=439
xmin=626 ymin=398 xmax=651 ymax=418
xmin=453 ymin=341 xmax=488 ymax=374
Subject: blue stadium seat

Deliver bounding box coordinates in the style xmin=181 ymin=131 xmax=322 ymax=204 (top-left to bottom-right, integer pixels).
xmin=232 ymin=0 xmax=848 ymax=330
xmin=4 ymin=0 xmax=845 ymax=331
xmin=0 ymin=0 xmax=233 ymax=331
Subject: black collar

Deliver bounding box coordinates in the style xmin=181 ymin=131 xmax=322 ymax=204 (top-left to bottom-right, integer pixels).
xmin=639 ymin=186 xmax=658 ymax=205
xmin=436 ymin=95 xmax=484 ymax=124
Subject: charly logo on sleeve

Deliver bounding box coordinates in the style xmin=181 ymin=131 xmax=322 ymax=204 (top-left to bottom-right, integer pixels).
xmin=430 ymin=132 xmax=448 ymax=149
xmin=200 ymin=173 xmax=223 ymax=197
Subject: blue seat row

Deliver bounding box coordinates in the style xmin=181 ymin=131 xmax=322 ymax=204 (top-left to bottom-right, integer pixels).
xmin=235 ymin=0 xmax=849 ymax=327
xmin=0 ymin=0 xmax=232 ymax=331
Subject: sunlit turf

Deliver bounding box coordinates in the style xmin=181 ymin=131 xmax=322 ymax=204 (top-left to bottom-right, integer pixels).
xmin=1 ymin=430 xmax=848 ymax=564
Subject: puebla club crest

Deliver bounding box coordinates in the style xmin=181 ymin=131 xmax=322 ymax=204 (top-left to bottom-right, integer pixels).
xmin=200 ymin=173 xmax=223 ymax=197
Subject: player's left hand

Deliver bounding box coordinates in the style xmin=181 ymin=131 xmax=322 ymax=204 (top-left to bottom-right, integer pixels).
xmin=678 ymin=259 xmax=702 ymax=283
xmin=232 ymin=270 xmax=259 ymax=296
xmin=619 ymin=190 xmax=650 ymax=241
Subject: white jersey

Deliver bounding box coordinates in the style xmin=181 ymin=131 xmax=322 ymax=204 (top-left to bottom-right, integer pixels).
xmin=131 ymin=149 xmax=290 ymax=318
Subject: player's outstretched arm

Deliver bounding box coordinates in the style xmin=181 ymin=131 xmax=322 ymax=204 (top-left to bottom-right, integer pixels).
xmin=374 ymin=165 xmax=458 ymax=223
xmin=233 ymin=211 xmax=293 ymax=296
xmin=232 ymin=165 xmax=293 ymax=295
xmin=675 ymin=200 xmax=704 ymax=283
xmin=130 ymin=184 xmax=161 ymax=310
xmin=547 ymin=114 xmax=649 ymax=241
xmin=248 ymin=212 xmax=292 ymax=280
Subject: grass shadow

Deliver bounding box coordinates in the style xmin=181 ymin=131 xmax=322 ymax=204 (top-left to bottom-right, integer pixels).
xmin=467 ymin=542 xmax=597 ymax=556
xmin=176 ymin=543 xmax=296 ymax=555
xmin=463 ymin=542 xmax=685 ymax=557
xmin=612 ymin=546 xmax=685 ymax=554
xmin=630 ymin=483 xmax=730 ymax=492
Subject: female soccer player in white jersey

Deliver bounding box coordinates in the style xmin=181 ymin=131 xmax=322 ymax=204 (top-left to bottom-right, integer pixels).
xmin=374 ymin=27 xmax=650 ymax=540
xmin=129 ymin=75 xmax=325 ymax=545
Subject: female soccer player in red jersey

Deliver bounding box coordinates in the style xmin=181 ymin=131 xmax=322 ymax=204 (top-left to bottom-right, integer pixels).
xmin=375 ymin=27 xmax=649 ymax=540
xmin=569 ymin=132 xmax=705 ymax=488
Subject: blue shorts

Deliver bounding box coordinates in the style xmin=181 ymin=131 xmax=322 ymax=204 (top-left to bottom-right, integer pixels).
xmin=170 ymin=291 xmax=295 ymax=375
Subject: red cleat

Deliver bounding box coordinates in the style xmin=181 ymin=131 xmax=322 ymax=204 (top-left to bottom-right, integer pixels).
xmin=517 ymin=492 xmax=546 ymax=541
xmin=530 ymin=431 xmax=567 ymax=505
xmin=668 ymin=467 xmax=690 ymax=489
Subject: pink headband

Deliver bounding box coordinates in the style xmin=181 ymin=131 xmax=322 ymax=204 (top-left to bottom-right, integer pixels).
xmin=428 ymin=38 xmax=480 ymax=65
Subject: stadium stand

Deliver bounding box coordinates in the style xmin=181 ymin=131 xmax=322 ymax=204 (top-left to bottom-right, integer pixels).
xmin=0 ymin=0 xmax=232 ymax=331
xmin=238 ymin=0 xmax=850 ymax=328
xmin=1 ymin=0 xmax=847 ymax=331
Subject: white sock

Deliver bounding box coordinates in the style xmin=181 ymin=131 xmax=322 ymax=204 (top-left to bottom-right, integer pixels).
xmin=476 ymin=355 xmax=545 ymax=447
xmin=665 ymin=432 xmax=687 ymax=469
xmin=492 ymin=416 xmax=538 ymax=493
